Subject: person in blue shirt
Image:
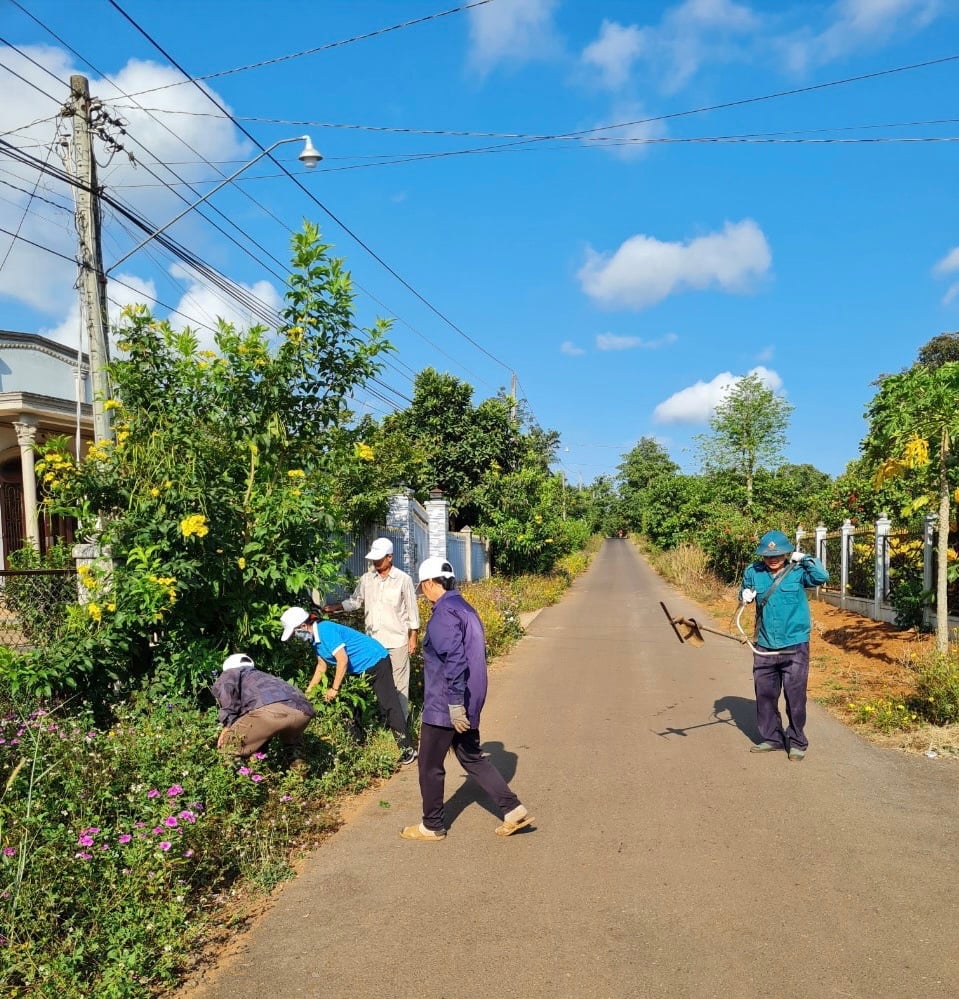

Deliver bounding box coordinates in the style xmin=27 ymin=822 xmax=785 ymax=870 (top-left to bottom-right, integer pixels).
xmin=280 ymin=606 xmax=416 ymax=766
xmin=740 ymin=530 xmax=829 ymax=761
xmin=400 ymin=557 xmax=533 ymax=842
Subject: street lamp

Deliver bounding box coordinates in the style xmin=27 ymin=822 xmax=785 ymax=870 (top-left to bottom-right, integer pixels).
xmin=106 ymin=135 xmax=322 ymax=275
xmin=85 ymin=134 xmax=321 ymax=443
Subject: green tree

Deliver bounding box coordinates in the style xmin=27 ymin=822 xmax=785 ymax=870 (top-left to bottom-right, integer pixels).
xmin=29 ymin=224 xmax=390 ymax=697
xmin=617 ymin=437 xmax=679 ymax=532
xmin=695 ymin=373 xmax=793 ymax=508
xmin=862 ymin=361 xmax=959 ymax=651
xmin=917 ymin=331 xmax=959 ymax=369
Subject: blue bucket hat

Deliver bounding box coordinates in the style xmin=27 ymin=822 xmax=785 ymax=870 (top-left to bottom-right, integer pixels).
xmin=755 ymin=530 xmax=794 ymax=557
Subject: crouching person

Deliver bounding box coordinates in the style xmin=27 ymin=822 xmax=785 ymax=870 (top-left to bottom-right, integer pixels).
xmin=211 ymin=653 xmax=315 ymax=770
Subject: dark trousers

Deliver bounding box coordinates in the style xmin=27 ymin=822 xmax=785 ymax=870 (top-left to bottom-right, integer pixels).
xmin=752 ymin=641 xmax=809 ymax=750
xmin=366 ymin=657 xmax=412 ymax=751
xmin=417 ymin=722 xmax=521 ymax=832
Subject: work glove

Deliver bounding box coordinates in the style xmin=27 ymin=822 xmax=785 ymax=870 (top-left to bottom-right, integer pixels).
xmin=790 ymin=551 xmax=807 ymax=563
xmin=449 ymin=704 xmax=471 ymax=733
xmin=741 ymin=588 xmax=756 ymax=604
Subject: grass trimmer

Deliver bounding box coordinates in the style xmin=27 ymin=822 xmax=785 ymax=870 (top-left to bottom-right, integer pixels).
xmin=659 ymin=601 xmax=748 ymax=649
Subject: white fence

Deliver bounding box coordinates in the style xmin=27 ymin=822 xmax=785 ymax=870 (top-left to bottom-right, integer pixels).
xmin=322 ymin=490 xmax=490 ymax=600
xmin=798 ymin=513 xmax=957 ymax=630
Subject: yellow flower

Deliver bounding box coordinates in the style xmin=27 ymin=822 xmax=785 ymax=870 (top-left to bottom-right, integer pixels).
xmin=150 ymin=487 xmax=161 ymax=498
xmin=103 ymin=399 xmax=121 ymax=411
xmin=237 ymin=557 xmax=246 ymax=570
xmin=106 ymin=603 xmax=116 ymax=612
xmin=87 ymin=602 xmax=102 ymax=623
xmin=287 ymin=469 xmax=306 ymax=479
xmin=354 ymin=442 xmax=375 ymax=462
xmin=180 ymin=514 xmax=209 ymax=538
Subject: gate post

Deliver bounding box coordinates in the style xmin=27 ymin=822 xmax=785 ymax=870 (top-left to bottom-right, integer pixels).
xmin=840 ymin=519 xmax=854 ymax=610
xmin=875 ymin=513 xmax=890 ymax=619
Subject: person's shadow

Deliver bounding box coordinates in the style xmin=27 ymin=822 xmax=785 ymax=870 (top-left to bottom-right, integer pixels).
xmin=712 ymin=695 xmax=760 ymax=742
xmin=442 ymin=740 xmax=519 ymax=828
xmin=653 ymin=695 xmax=759 ymax=743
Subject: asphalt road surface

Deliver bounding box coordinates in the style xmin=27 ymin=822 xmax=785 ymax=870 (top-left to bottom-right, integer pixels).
xmin=184 ymin=540 xmax=959 ymax=999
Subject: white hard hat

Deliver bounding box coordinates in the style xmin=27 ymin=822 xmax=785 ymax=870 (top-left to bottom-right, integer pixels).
xmin=280 ymin=606 xmax=310 ymax=642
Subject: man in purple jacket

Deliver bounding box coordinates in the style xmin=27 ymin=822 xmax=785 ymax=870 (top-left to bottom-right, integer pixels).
xmin=401 ymin=557 xmax=534 ymax=842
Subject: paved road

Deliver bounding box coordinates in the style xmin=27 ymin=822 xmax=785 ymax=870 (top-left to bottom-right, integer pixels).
xmin=185 ymin=540 xmax=959 ymax=999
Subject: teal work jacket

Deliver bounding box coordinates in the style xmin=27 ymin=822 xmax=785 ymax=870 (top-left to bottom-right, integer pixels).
xmin=740 ymin=555 xmax=829 ymax=650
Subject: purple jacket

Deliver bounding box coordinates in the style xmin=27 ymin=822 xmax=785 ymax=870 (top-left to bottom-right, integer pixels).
xmin=211 ymin=667 xmax=315 ymax=728
xmin=421 ymin=590 xmax=488 ymax=729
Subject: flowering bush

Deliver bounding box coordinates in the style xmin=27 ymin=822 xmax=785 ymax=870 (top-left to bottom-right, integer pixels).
xmin=26 ymin=225 xmax=391 ymax=699
xmin=0 ymin=692 xmax=385 ymax=998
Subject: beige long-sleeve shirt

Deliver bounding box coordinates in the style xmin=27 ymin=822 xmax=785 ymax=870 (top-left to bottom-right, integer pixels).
xmin=341 ymin=566 xmax=420 ymax=650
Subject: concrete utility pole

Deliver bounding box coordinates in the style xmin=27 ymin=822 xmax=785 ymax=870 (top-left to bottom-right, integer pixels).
xmin=509 ymin=370 xmax=518 ymax=422
xmin=67 ymin=74 xmax=112 ymax=444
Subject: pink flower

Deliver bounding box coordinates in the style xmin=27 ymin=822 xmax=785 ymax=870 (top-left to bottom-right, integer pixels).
xmin=166 ymin=785 xmax=183 ymax=797
xmin=280 ymin=795 xmax=293 ymax=803
xmin=147 ymin=789 xmax=160 ymax=799
xmin=178 ymin=810 xmax=196 ymax=823
xmin=118 ymin=834 xmax=132 ymax=845
xmin=251 ymin=774 xmax=264 ymax=783
xmin=158 ymin=841 xmax=172 ymax=852
xmin=253 ymin=752 xmax=267 ymax=761
xmin=152 ymin=826 xmax=163 ymax=836
xmin=183 ymin=849 xmax=194 ymax=858
xmin=77 ymin=834 xmax=94 ymax=847
xmin=163 ymin=816 xmax=178 ymax=828
xmin=74 ymin=851 xmax=92 ymax=860
xmin=237 ymin=767 xmax=251 ymax=776
xmin=2 ymin=847 xmax=15 ymax=857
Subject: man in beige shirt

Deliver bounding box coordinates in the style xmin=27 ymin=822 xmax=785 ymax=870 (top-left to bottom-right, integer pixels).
xmin=323 ymin=538 xmax=420 ymax=721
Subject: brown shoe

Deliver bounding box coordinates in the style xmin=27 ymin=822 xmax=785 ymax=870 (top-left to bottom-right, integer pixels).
xmin=400 ymin=823 xmax=446 ymax=842
xmin=495 ymin=805 xmax=535 ymax=837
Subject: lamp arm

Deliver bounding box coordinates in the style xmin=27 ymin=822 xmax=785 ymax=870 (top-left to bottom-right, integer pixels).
xmin=105 ymin=135 xmax=304 ymax=275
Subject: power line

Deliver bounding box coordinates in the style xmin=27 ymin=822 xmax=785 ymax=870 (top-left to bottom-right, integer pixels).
xmin=106 ymin=0 xmax=517 ymax=379
xmin=109 ymin=1 xmax=493 ymax=98
xmin=7 ymin=3 xmax=488 ymax=397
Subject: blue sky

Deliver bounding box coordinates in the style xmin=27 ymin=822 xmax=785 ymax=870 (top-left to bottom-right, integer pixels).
xmin=2 ymin=0 xmax=958 ymax=490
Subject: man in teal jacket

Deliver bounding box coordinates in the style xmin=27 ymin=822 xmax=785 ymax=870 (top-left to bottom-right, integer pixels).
xmin=740 ymin=530 xmax=829 ymax=761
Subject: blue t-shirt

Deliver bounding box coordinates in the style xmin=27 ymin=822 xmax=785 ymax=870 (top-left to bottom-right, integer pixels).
xmin=312 ymin=620 xmax=388 ymax=674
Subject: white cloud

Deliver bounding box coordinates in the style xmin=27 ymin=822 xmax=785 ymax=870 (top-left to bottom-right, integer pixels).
xmin=582 ymin=20 xmax=647 ymax=89
xmin=41 ymin=274 xmax=158 ymax=349
xmin=38 ymin=263 xmax=282 ymax=353
xmin=579 ymin=219 xmax=772 ymax=310
xmin=654 ymin=365 xmax=783 ymax=424
xmin=585 ymin=101 xmax=669 ymax=161
xmin=933 ymin=246 xmax=959 ymax=305
xmin=933 ymin=246 xmax=959 ymax=275
xmin=165 ymin=263 xmax=283 ymax=347
xmin=560 ymin=340 xmax=586 ymax=356
xmin=637 ymin=0 xmax=760 ymax=92
xmin=596 ymin=332 xmax=678 ymax=351
xmin=467 ymin=0 xmax=561 ymax=75
xmin=756 ymin=345 xmax=774 ymax=362
xmin=0 ymin=45 xmax=251 ymax=325
xmin=780 ymin=0 xmax=942 ymax=73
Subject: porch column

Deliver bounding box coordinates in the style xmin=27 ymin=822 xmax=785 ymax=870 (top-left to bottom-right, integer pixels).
xmin=13 ymin=416 xmax=40 ymax=549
